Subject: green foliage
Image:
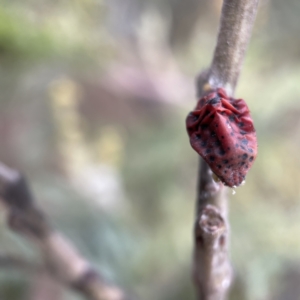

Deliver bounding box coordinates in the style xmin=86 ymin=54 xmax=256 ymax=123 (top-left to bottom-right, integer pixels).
xmin=0 ymin=8 xmax=56 ymax=61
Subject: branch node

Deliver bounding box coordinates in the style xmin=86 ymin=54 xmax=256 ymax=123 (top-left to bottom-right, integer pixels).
xmin=195 ymin=204 xmax=226 ymax=249
xmin=199 ymin=205 xmax=225 ymax=237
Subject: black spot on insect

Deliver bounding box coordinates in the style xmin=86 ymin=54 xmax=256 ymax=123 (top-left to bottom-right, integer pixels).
xmin=239 ymin=122 xmax=244 ymax=128
xmin=210 ymin=115 xmax=214 ymax=119
xmin=215 ymin=124 xmax=219 ymax=127
xmin=211 ymin=131 xmax=216 ymax=137
xmin=235 ymin=144 xmax=239 ymax=148
xmin=221 ymin=111 xmax=226 ymax=115
xmin=242 ymin=153 xmax=248 ymax=160
xmin=201 ymin=141 xmax=207 ymax=147
xmin=241 ymin=139 xmax=248 ymax=145
xmin=217 ymin=165 xmax=222 ymax=169
xmin=221 ymin=135 xmax=224 ymax=139
xmin=229 ymin=114 xmax=235 ymax=122
xmin=227 ymin=147 xmax=231 ymax=150
xmin=240 ymin=130 xmax=247 ymax=135
xmin=219 ymin=149 xmax=226 ymax=155
xmin=215 ymin=140 xmax=221 ymax=147
xmin=224 ymin=170 xmax=227 ymax=174
xmin=230 ymin=132 xmax=234 ymax=136
xmin=245 ymin=164 xmax=249 ymax=169
xmin=205 ymin=148 xmax=212 ymax=154
xmin=249 ymin=156 xmax=254 ymax=162
xmin=240 ymin=161 xmax=245 ymax=166
xmin=209 ymin=156 xmax=215 ymax=162
xmin=208 ymin=97 xmax=220 ymax=105
xmin=223 ymin=159 xmax=229 ymax=164
xmin=195 ymin=134 xmax=201 ymax=140
xmin=241 ymin=145 xmax=246 ymax=150
xmin=201 ymin=124 xmax=208 ymax=130
xmin=248 ymin=148 xmax=253 ymax=153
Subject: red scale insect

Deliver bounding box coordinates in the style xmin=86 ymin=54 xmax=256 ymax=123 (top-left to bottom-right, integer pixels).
xmin=186 ymin=88 xmax=257 ymax=187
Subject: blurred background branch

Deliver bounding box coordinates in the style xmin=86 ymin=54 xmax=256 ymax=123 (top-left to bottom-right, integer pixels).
xmin=0 ymin=162 xmax=131 ymax=300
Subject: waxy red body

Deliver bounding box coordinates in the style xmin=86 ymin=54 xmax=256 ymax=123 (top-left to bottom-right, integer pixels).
xmin=186 ymin=88 xmax=257 ymax=187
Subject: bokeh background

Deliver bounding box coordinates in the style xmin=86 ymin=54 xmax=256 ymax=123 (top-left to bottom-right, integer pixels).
xmin=0 ymin=0 xmax=299 ymax=299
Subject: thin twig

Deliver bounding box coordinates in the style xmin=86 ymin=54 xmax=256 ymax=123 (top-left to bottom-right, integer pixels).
xmin=0 ymin=162 xmax=132 ymax=300
xmin=209 ymin=0 xmax=260 ymax=94
xmin=193 ymin=0 xmax=259 ymax=299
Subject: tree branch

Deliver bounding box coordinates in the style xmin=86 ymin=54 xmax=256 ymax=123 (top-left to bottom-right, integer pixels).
xmin=193 ymin=0 xmax=259 ymax=299
xmin=0 ymin=162 xmax=132 ymax=300
xmin=193 ymin=205 xmax=231 ymax=300
xmin=209 ymin=0 xmax=259 ymax=94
